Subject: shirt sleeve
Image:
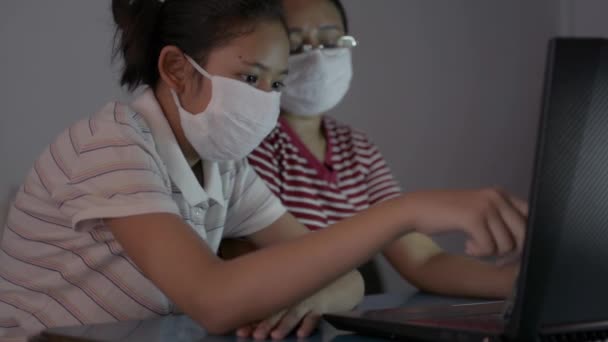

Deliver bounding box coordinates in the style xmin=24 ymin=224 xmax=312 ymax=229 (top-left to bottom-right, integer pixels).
xmin=363 ymin=139 xmax=403 ymax=205
xmin=42 ymin=103 xmax=179 ymax=231
xmin=223 ymin=159 xmax=286 ymax=238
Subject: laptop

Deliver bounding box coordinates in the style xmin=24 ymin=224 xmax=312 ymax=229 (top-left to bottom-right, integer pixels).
xmin=324 ymin=37 xmax=608 ymax=342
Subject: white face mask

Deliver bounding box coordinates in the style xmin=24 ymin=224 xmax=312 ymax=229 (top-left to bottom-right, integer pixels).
xmin=171 ymin=55 xmax=281 ymax=161
xmin=280 ymin=48 xmax=353 ymax=116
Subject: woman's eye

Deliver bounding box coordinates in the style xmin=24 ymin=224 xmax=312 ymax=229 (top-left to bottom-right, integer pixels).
xmin=272 ymin=81 xmax=285 ymax=91
xmin=320 ymin=38 xmax=339 ymax=49
xmin=242 ymin=74 xmax=259 ymax=85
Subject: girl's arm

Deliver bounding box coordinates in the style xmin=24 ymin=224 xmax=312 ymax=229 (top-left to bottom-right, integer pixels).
xmin=384 ymin=232 xmax=518 ymax=299
xmin=107 ymin=188 xmax=526 ymax=334
xmin=222 ymin=214 xmax=366 ymax=339
xmin=106 ymin=197 xmax=407 ymax=334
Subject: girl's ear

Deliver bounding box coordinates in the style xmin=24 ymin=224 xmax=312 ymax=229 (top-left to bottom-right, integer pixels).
xmin=158 ymin=45 xmax=190 ymax=92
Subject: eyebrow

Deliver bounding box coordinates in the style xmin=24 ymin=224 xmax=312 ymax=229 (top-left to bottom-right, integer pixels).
xmin=243 ymin=61 xmax=288 ymax=75
xmin=288 ymin=25 xmax=342 ymax=33
xmin=319 ymin=24 xmax=342 ymax=31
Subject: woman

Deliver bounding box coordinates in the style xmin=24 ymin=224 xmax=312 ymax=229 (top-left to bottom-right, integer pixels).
xmin=249 ymin=0 xmax=522 ymax=300
xmin=0 ymin=0 xmax=525 ymax=340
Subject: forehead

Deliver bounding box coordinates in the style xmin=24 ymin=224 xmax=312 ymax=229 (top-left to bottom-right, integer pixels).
xmin=282 ymin=0 xmax=344 ymax=31
xmin=206 ymin=21 xmax=289 ymax=71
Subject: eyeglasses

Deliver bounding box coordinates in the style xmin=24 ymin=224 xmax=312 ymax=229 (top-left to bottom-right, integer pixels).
xmin=289 ymin=35 xmax=358 ymax=55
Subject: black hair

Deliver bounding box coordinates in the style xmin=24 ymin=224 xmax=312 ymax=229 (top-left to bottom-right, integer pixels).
xmin=329 ymin=0 xmax=348 ymax=33
xmin=112 ymin=0 xmax=286 ymax=91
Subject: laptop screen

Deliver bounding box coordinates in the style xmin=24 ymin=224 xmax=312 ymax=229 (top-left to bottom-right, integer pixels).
xmin=516 ymin=38 xmax=608 ymax=329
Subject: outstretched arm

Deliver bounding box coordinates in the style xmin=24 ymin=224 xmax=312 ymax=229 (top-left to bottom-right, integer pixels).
xmin=107 ymin=188 xmax=526 ymax=335
xmin=384 ymin=232 xmax=518 ymax=299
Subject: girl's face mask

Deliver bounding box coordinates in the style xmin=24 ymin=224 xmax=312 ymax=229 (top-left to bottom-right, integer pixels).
xmin=171 ymin=55 xmax=281 ymax=161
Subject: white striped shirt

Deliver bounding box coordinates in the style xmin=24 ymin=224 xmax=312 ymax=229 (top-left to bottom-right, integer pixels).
xmin=0 ymin=89 xmax=285 ymax=339
xmin=248 ymin=116 xmax=401 ymax=231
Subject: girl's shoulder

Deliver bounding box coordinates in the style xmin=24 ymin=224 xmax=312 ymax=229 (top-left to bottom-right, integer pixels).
xmin=85 ymin=101 xmax=153 ymax=141
xmin=63 ymin=101 xmax=158 ymax=158
xmin=54 ymin=101 xmax=163 ymax=176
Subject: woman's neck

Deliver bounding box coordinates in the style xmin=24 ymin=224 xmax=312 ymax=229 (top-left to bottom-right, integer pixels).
xmin=281 ymin=111 xmax=327 ymax=162
xmin=281 ymin=111 xmax=325 ymax=141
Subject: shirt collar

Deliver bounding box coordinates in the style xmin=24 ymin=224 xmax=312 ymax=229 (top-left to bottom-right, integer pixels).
xmin=131 ymin=88 xmax=224 ymax=206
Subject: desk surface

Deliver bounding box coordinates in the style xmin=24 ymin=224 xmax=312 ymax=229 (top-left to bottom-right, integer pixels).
xmin=39 ymin=293 xmax=486 ymax=342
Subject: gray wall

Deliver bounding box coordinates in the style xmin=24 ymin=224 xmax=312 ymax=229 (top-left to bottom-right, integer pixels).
xmin=0 ymin=1 xmax=580 ymax=294
xmin=333 ymin=0 xmax=558 ymax=293
xmin=560 ymin=0 xmax=608 ymax=37
xmin=0 ymin=1 xmax=126 ymax=229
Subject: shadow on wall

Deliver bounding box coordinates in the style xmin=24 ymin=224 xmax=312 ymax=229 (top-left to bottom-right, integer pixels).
xmin=0 ymin=186 xmax=18 ymax=240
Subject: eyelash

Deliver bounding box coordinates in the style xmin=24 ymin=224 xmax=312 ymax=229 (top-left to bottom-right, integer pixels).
xmin=241 ymin=74 xmax=285 ymax=91
xmin=272 ymin=81 xmax=285 ymax=91
xmin=243 ymin=74 xmax=259 ymax=85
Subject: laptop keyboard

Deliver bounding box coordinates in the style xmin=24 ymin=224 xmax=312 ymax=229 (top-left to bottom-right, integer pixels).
xmin=363 ymin=301 xmax=506 ymax=321
xmin=406 ymin=314 xmax=505 ymax=333
xmin=540 ymin=331 xmax=608 ymax=342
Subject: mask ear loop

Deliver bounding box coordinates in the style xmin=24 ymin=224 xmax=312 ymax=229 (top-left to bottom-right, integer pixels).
xmin=184 ymin=55 xmax=213 ymax=79
xmin=171 ymin=55 xmax=213 ymax=113
xmin=169 ymin=88 xmax=184 ymax=110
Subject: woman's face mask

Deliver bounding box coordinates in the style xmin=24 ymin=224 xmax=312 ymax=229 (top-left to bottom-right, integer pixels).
xmin=171 ymin=55 xmax=281 ymax=161
xmin=280 ymin=48 xmax=353 ymax=117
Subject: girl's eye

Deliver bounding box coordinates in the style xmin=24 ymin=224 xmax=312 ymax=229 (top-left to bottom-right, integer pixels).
xmin=272 ymin=81 xmax=285 ymax=91
xmin=242 ymin=74 xmax=259 ymax=85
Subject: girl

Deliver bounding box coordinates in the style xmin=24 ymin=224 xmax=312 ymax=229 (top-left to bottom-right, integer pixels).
xmin=0 ymin=0 xmax=526 ymax=340
xmin=248 ymin=0 xmax=522 ymax=302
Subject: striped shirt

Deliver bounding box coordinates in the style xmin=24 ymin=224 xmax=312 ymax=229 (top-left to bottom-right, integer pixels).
xmin=248 ymin=116 xmax=402 ymax=231
xmin=0 ymin=89 xmax=285 ymax=339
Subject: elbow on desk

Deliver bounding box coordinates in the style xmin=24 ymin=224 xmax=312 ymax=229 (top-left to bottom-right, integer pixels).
xmin=190 ymin=308 xmax=239 ymax=335
xmin=185 ymin=296 xmax=254 ymax=335
xmin=200 ymin=318 xmax=235 ymax=336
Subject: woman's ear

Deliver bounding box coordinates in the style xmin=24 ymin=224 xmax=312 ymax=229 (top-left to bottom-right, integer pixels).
xmin=158 ymin=45 xmax=189 ymax=91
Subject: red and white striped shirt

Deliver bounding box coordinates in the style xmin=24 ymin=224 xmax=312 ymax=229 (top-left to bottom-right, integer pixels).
xmin=248 ymin=116 xmax=402 ymax=231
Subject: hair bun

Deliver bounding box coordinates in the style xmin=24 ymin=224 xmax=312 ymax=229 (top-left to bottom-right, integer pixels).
xmin=111 ymin=0 xmax=162 ymax=32
xmin=111 ymin=0 xmax=132 ymax=32
xmin=111 ymin=0 xmax=164 ymax=91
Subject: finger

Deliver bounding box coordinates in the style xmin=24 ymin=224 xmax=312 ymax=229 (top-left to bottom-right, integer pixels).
xmin=466 ymin=239 xmax=488 ymax=258
xmin=465 ymin=240 xmax=481 ymax=257
xmin=486 ymin=208 xmax=515 ymax=255
xmin=236 ymin=324 xmax=255 ymax=338
xmin=509 ymin=195 xmax=529 ymax=216
xmin=502 ymin=197 xmax=528 ymax=252
xmin=491 ymin=194 xmax=527 ymax=254
xmin=270 ymin=309 xmax=306 ymax=340
xmin=495 ymin=250 xmax=521 ymax=266
xmin=253 ymin=311 xmax=286 ymax=340
xmin=253 ymin=321 xmax=272 ymax=340
xmin=297 ymin=312 xmax=321 ymax=338
xmin=465 ymin=240 xmax=473 ymax=255
xmin=463 ymin=217 xmax=495 ymax=257
xmin=487 ymin=189 xmax=526 ymax=254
